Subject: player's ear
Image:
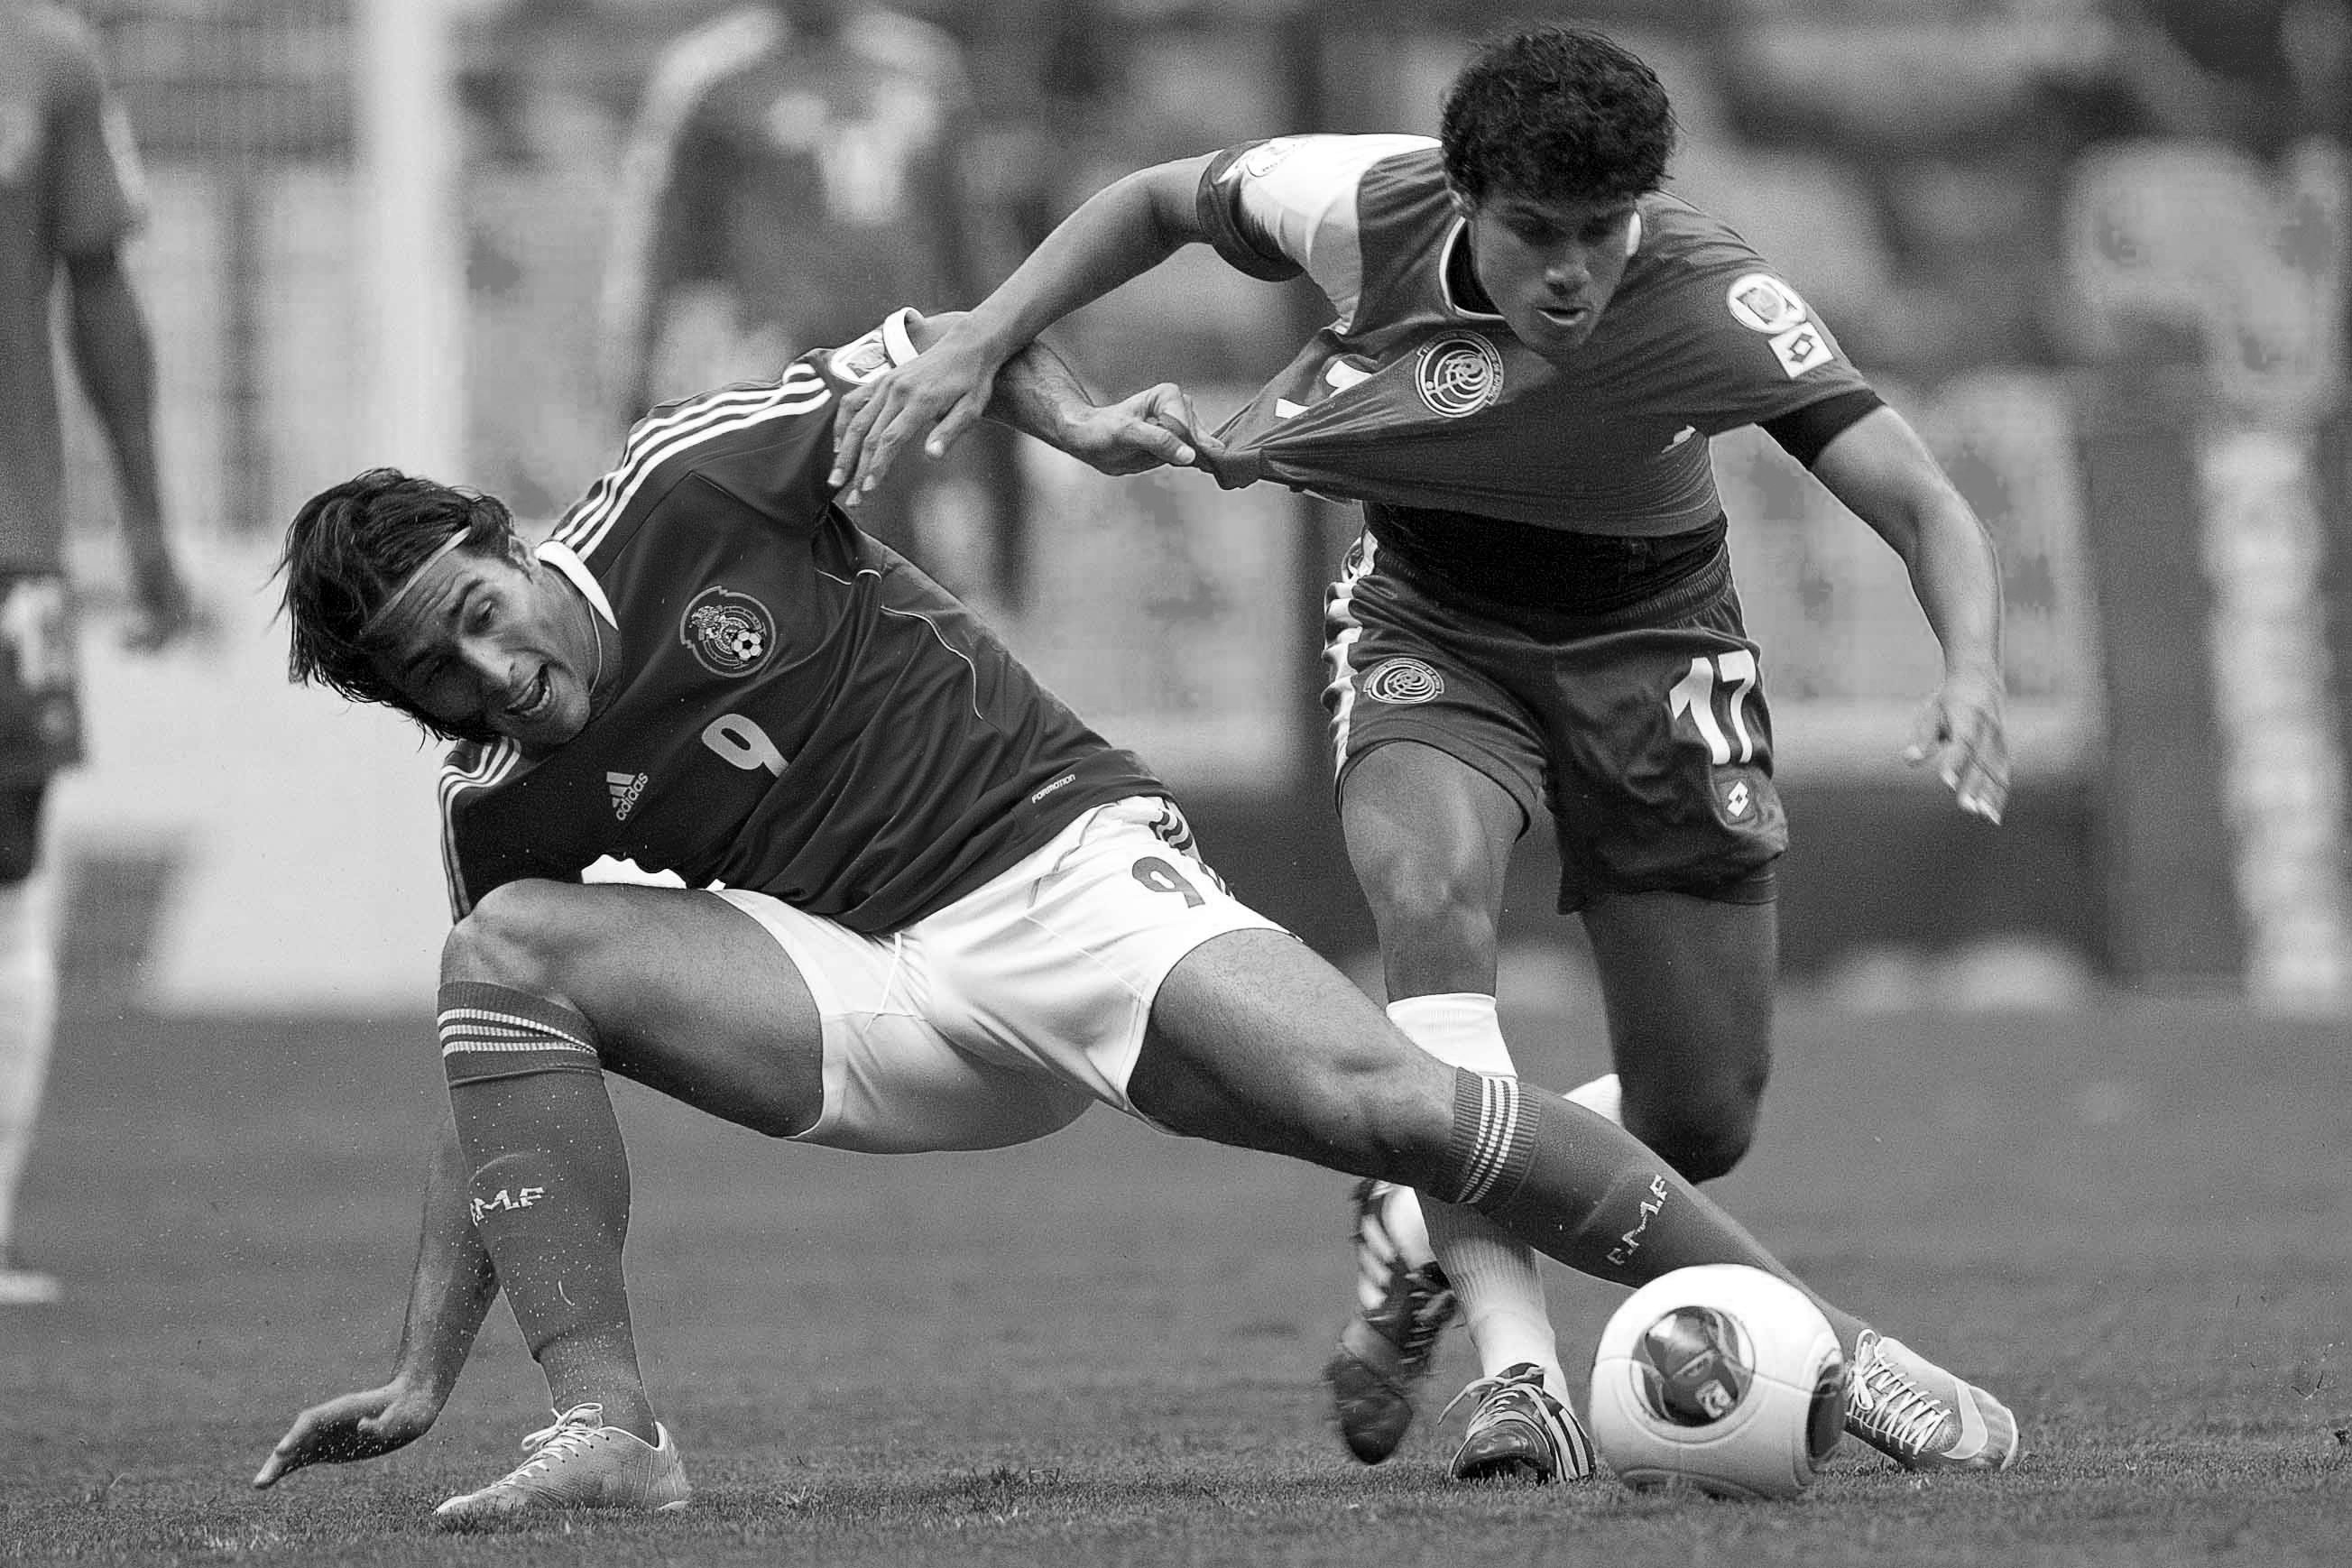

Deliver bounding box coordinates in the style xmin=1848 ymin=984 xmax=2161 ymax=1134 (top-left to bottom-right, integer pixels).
xmin=1625 ymin=208 xmax=1643 ymax=258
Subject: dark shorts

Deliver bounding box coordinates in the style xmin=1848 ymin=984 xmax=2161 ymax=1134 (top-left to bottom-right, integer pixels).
xmin=0 ymin=573 xmax=85 ymax=784
xmin=1323 ymin=532 xmax=1785 ymax=913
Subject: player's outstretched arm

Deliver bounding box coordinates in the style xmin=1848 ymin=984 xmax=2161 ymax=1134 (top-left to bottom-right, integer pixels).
xmin=252 ymin=1117 xmax=500 ymax=1488
xmin=1810 ymin=405 xmax=2010 ymax=824
xmin=828 ymin=155 xmax=1215 ymax=502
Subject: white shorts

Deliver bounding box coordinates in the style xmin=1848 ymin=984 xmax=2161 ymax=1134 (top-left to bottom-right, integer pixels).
xmin=713 ymin=796 xmax=1287 ymax=1154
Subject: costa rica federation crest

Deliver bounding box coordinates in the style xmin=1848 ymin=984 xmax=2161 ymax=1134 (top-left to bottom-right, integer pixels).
xmin=680 ymin=586 xmax=777 ymax=678
xmin=1414 ymin=334 xmax=1505 ymax=418
xmin=1362 ymin=658 xmax=1445 ymax=704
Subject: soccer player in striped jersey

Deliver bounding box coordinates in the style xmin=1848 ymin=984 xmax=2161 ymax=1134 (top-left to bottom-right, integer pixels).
xmin=250 ymin=309 xmax=2015 ymax=1523
xmin=830 ymin=25 xmax=2012 ymax=1483
xmin=0 ymin=1 xmax=192 ymax=1305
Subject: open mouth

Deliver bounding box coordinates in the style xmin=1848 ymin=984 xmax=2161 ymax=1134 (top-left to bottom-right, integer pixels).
xmin=505 ymin=668 xmax=553 ymax=725
xmin=1538 ymin=303 xmax=1591 ymax=329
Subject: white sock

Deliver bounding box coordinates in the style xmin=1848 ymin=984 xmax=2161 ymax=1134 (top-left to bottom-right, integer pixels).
xmin=1386 ymin=993 xmax=1563 ymax=1397
xmin=0 ymin=872 xmax=59 ymax=1261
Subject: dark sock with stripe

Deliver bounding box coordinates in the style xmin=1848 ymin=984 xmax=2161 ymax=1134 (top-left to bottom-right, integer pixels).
xmin=1430 ymin=1067 xmax=1863 ymax=1347
xmin=438 ymin=981 xmax=653 ymax=1436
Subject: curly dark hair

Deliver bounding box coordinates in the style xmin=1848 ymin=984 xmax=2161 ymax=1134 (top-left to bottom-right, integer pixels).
xmin=1440 ymin=24 xmax=1678 ymax=207
xmin=276 ymin=467 xmax=517 ymax=739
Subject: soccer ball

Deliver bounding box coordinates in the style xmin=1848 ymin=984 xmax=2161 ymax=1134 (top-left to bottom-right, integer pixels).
xmin=1588 ymin=1264 xmax=1847 ymax=1499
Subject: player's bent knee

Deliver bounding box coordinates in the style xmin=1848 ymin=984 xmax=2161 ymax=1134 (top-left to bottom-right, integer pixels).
xmin=1637 ymin=1104 xmax=1758 ymax=1183
xmin=440 ymin=880 xmax=604 ymax=992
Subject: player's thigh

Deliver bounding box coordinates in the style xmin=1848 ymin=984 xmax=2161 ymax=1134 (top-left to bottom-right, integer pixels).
xmin=1340 ymin=740 xmax=1523 ymax=924
xmin=926 ymin=798 xmax=1286 ymax=1113
xmin=1582 ymin=888 xmax=1776 ymax=1152
xmin=449 ymin=879 xmax=824 ymax=1137
xmin=1535 ymin=594 xmax=1785 ymax=911
xmin=1130 ymin=927 xmax=1454 ymax=1183
xmin=716 ymin=885 xmax=1098 ymax=1155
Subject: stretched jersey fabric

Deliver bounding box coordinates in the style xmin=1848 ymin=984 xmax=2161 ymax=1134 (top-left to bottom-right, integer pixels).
xmin=438 ymin=324 xmax=1162 ymax=932
xmin=1192 ymin=135 xmax=1874 ymax=539
xmin=0 ymin=4 xmax=143 ymax=572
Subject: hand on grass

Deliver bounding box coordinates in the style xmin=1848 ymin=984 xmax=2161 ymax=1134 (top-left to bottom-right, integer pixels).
xmin=252 ymin=1380 xmax=442 ymax=1488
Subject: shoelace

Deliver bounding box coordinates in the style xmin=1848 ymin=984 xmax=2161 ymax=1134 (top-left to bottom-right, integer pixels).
xmin=1849 ymin=1354 xmax=1950 ymax=1453
xmin=1438 ymin=1368 xmax=1546 ymax=1429
xmin=502 ymin=1407 xmax=606 ymax=1483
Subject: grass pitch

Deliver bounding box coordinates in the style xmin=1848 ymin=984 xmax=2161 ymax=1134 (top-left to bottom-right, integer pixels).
xmin=4 ymin=984 xmax=2348 ymax=1565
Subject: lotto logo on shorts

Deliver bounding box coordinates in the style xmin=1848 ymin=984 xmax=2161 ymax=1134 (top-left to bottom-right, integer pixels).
xmin=1723 ymin=779 xmax=1752 ymax=819
xmin=1362 ymin=659 xmax=1444 ymax=705
xmin=1414 ymin=334 xmax=1505 ymax=418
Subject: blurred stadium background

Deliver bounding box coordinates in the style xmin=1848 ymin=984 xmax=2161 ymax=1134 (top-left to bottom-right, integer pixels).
xmin=39 ymin=0 xmax=2352 ymax=1024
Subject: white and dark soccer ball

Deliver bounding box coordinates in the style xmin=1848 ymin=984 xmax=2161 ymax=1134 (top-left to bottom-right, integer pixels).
xmin=1588 ymin=1263 xmax=1847 ymax=1500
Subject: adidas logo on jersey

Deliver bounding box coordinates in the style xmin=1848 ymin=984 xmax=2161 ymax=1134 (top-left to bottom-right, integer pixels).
xmin=607 ymin=770 xmax=650 ymax=821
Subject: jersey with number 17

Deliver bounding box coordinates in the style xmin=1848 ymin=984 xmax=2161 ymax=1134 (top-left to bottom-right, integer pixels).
xmin=1193 ymin=134 xmax=1876 ymax=537
xmin=437 ymin=325 xmax=1162 ymax=933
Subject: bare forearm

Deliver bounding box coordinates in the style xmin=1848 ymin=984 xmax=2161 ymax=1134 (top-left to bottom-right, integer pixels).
xmin=987 ymin=337 xmax=1102 ymax=455
xmin=389 ymin=1116 xmax=500 ymax=1402
xmin=64 ymin=258 xmax=168 ymax=556
xmin=1899 ymin=501 xmax=2003 ymax=680
xmin=958 ymin=161 xmax=1208 ymax=359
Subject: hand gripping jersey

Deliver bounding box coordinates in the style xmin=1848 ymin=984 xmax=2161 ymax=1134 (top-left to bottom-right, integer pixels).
xmin=0 ymin=4 xmax=143 ymax=571
xmin=1192 ymin=135 xmax=1874 ymax=539
xmin=438 ymin=323 xmax=1162 ymax=932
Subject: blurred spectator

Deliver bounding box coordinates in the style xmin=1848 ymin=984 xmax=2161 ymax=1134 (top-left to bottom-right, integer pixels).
xmin=1710 ymin=0 xmax=2274 ymax=374
xmin=0 ymin=0 xmax=192 ymax=1305
xmin=598 ymin=0 xmax=1000 ymax=569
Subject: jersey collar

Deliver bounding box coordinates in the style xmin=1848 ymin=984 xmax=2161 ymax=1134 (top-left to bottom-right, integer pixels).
xmin=536 ymin=538 xmax=619 ymax=629
xmin=1439 ymin=219 xmax=1507 ymax=322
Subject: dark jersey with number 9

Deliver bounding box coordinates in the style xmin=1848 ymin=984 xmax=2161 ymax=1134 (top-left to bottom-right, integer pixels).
xmin=437 ymin=326 xmax=1161 ymax=932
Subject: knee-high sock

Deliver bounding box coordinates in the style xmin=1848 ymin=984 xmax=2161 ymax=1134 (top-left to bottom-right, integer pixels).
xmin=0 ymin=872 xmax=59 ymax=1259
xmin=438 ymin=981 xmax=650 ymax=1433
xmin=1387 ymin=995 xmax=1561 ymax=1394
xmin=1431 ymin=1066 xmax=1865 ymax=1352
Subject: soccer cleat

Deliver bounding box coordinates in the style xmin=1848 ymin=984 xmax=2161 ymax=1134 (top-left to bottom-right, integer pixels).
xmin=1324 ymin=1178 xmax=1457 ymax=1463
xmin=1441 ymin=1361 xmax=1596 ymax=1483
xmin=1843 ymin=1330 xmax=2020 ymax=1472
xmin=432 ymin=1403 xmax=690 ymax=1525
xmin=0 ymin=1266 xmax=60 ymax=1305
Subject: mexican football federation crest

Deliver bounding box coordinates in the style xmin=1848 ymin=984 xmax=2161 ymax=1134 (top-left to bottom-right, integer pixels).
xmin=680 ymin=586 xmax=777 ymax=678
xmin=1414 ymin=334 xmax=1504 ymax=418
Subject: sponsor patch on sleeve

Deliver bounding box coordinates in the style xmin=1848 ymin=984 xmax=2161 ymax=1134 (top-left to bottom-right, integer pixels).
xmin=1767 ymin=322 xmax=1836 ymax=377
xmin=1725 ymin=272 xmax=1809 ymax=334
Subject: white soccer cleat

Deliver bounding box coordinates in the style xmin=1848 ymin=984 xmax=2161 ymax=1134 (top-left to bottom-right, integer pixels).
xmin=433 ymin=1403 xmax=690 ymax=1525
xmin=1843 ymin=1330 xmax=2020 ymax=1472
